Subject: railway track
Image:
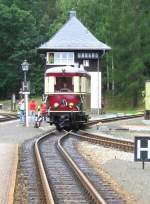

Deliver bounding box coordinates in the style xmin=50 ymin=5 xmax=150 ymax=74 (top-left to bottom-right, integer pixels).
xmin=80 ymin=113 xmax=142 ymax=152
xmin=78 ymin=130 xmax=134 ymax=152
xmin=15 ymin=114 xmax=139 ymax=203
xmin=0 ymin=112 xmax=18 ymax=122
xmin=35 ymin=130 xmax=96 ymax=203
xmin=35 ymin=130 xmax=127 ymax=203
xmin=86 ymin=113 xmax=144 ymax=126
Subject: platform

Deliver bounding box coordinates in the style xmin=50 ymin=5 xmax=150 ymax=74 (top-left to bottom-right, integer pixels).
xmin=0 ymin=144 xmax=18 ymax=204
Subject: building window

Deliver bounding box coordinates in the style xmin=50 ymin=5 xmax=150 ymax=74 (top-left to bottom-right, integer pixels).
xmin=47 ymin=53 xmax=54 ymax=64
xmin=47 ymin=52 xmax=74 ymax=65
xmin=77 ymin=52 xmax=98 ymax=59
xmin=83 ymin=60 xmax=89 ymax=67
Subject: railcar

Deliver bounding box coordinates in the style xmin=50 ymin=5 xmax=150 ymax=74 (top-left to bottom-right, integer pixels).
xmin=45 ymin=66 xmax=91 ymax=130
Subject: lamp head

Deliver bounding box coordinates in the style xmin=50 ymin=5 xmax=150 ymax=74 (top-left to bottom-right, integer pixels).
xmin=21 ymin=60 xmax=29 ymax=71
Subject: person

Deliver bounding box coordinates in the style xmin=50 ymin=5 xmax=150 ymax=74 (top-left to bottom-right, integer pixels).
xmin=17 ymin=99 xmax=21 ymax=117
xmin=41 ymin=102 xmax=47 ymax=121
xmin=19 ymin=99 xmax=25 ymax=123
xmin=37 ymin=105 xmax=41 ymax=117
xmin=60 ymin=82 xmax=71 ymax=92
xmin=101 ymin=97 xmax=105 ymax=114
xmin=29 ymin=99 xmax=37 ymax=124
xmin=34 ymin=105 xmax=42 ymax=128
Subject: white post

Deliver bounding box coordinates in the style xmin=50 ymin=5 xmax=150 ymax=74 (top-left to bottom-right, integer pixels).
xmin=24 ymin=92 xmax=29 ymax=127
xmin=21 ymin=60 xmax=30 ymax=127
xmin=97 ymin=56 xmax=99 ymax=115
xmin=106 ymin=54 xmax=110 ymax=91
xmin=112 ymin=55 xmax=115 ymax=95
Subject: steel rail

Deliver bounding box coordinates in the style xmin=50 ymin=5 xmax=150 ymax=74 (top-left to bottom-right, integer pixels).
xmin=34 ymin=129 xmax=126 ymax=203
xmin=57 ymin=132 xmax=107 ymax=204
xmin=86 ymin=113 xmax=144 ymax=126
xmin=100 ymin=113 xmax=144 ymax=123
xmin=34 ymin=131 xmax=55 ymax=204
xmin=79 ymin=130 xmax=134 ymax=152
xmin=0 ymin=113 xmax=18 ymax=122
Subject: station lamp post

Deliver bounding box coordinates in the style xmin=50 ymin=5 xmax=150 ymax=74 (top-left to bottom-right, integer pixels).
xmin=21 ymin=59 xmax=30 ymax=127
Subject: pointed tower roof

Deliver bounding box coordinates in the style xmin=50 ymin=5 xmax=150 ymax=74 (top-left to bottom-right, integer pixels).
xmin=38 ymin=10 xmax=111 ymax=51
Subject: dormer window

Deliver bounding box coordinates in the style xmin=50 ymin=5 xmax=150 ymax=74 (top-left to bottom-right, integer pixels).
xmin=47 ymin=52 xmax=74 ymax=65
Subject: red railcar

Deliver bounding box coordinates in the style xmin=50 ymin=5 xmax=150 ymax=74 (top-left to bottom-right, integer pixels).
xmin=45 ymin=66 xmax=91 ymax=130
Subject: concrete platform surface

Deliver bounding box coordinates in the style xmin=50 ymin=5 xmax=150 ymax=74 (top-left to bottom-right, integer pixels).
xmin=0 ymin=144 xmax=18 ymax=204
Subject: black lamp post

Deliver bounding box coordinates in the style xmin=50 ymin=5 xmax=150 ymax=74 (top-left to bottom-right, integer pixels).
xmin=21 ymin=60 xmax=30 ymax=127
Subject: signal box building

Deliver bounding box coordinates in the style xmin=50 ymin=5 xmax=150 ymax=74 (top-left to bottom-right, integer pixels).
xmin=38 ymin=10 xmax=111 ymax=113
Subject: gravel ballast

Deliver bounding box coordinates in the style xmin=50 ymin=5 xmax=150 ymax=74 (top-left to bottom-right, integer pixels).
xmin=77 ymin=141 xmax=150 ymax=204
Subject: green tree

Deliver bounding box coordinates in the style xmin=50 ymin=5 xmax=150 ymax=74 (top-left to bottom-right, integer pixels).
xmin=0 ymin=3 xmax=39 ymax=98
xmin=96 ymin=0 xmax=150 ymax=107
xmin=0 ymin=0 xmax=149 ymax=107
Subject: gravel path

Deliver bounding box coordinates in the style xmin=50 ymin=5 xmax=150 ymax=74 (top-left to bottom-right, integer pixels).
xmin=0 ymin=119 xmax=54 ymax=144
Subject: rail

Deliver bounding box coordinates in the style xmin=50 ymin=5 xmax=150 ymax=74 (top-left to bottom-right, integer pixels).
xmin=57 ymin=132 xmax=107 ymax=204
xmin=34 ymin=131 xmax=55 ymax=204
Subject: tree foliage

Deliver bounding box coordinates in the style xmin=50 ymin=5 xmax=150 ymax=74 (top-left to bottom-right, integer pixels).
xmin=0 ymin=3 xmax=39 ymax=97
xmin=0 ymin=0 xmax=149 ymax=108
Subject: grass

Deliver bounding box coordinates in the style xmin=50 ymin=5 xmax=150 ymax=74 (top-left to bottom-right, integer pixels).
xmin=0 ymin=96 xmax=43 ymax=112
xmin=104 ymin=93 xmax=145 ymax=114
xmin=105 ymin=108 xmax=144 ymax=115
xmin=104 ymin=101 xmax=144 ymax=114
xmin=0 ymin=96 xmax=145 ymax=114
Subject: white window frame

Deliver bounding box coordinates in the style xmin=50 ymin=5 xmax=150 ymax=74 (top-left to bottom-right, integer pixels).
xmin=83 ymin=60 xmax=89 ymax=67
xmin=47 ymin=52 xmax=74 ymax=65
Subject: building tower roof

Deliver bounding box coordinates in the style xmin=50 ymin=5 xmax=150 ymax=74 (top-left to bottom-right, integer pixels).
xmin=38 ymin=10 xmax=111 ymax=51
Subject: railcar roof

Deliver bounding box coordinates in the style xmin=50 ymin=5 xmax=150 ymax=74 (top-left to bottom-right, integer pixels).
xmin=45 ymin=66 xmax=90 ymax=75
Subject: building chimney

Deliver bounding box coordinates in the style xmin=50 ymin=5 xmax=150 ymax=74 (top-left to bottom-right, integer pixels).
xmin=69 ymin=10 xmax=76 ymax=19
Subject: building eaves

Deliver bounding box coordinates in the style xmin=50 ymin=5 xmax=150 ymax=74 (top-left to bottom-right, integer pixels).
xmin=38 ymin=16 xmax=111 ymax=51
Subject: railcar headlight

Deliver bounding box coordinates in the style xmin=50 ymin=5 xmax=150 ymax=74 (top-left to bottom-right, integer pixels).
xmin=69 ymin=102 xmax=74 ymax=108
xmin=54 ymin=102 xmax=59 ymax=108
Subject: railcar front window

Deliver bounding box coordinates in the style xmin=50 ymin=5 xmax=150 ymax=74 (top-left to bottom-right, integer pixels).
xmin=55 ymin=77 xmax=73 ymax=92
